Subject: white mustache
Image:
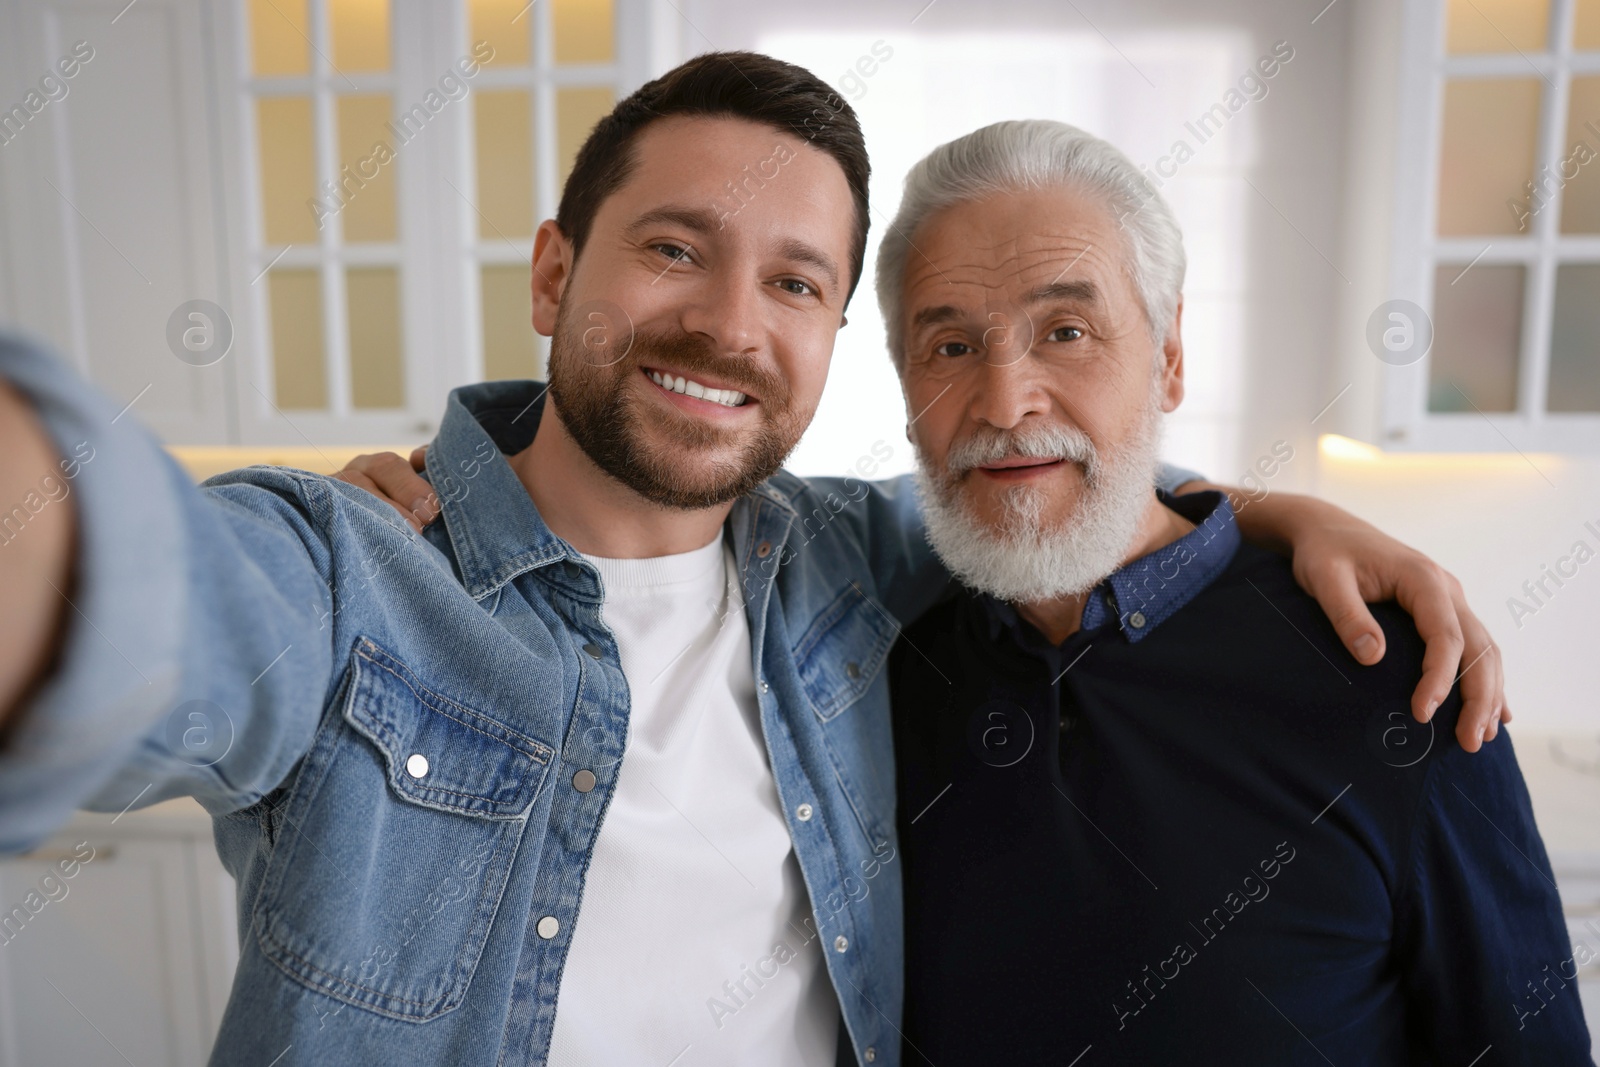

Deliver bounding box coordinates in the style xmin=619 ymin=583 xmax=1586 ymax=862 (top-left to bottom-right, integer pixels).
xmin=945 ymin=424 xmax=1100 ymax=480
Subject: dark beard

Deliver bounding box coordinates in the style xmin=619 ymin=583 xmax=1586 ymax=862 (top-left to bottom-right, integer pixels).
xmin=545 ymin=299 xmax=806 ymax=510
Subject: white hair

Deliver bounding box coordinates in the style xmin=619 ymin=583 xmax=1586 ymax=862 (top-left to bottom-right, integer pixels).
xmin=875 ymin=119 xmax=1186 ymax=367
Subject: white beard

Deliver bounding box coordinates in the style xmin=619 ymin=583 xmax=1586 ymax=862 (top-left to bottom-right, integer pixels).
xmin=913 ymin=392 xmax=1165 ymax=605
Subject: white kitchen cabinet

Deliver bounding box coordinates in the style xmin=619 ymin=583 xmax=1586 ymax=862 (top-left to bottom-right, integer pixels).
xmin=0 ymin=800 xmax=236 ymax=1067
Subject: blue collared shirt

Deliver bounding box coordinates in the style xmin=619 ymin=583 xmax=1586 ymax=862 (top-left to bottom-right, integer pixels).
xmin=0 ymin=333 xmax=1199 ymax=1066
xmin=985 ymin=488 xmax=1241 ymax=649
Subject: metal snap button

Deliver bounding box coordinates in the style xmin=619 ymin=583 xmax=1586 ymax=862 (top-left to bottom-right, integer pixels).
xmin=834 ymin=935 xmax=849 ymax=953
xmin=1128 ymin=611 xmax=1147 ymax=629
xmin=795 ymin=803 xmax=813 ymax=821
xmin=845 ymin=661 xmax=861 ymax=680
xmin=583 ymin=642 xmax=603 ymax=658
xmin=756 ymin=541 xmax=772 ymax=557
xmin=405 ymin=753 xmax=429 ymax=778
xmin=536 ymin=916 xmax=559 ymax=939
xmin=572 ymin=769 xmax=597 ymax=793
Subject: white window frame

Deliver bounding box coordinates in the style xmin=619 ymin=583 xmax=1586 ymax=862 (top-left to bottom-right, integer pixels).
xmin=208 ymin=0 xmax=662 ymax=447
xmin=1388 ymin=0 xmax=1600 ymax=453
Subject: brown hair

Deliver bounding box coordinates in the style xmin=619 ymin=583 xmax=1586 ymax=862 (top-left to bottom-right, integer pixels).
xmin=556 ymin=50 xmax=871 ymax=304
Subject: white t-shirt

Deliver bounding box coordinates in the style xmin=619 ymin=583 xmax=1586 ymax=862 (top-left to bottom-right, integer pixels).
xmin=546 ymin=535 xmax=839 ymax=1066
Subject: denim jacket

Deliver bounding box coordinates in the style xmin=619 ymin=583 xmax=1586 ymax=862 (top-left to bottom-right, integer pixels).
xmin=0 ymin=334 xmax=1196 ymax=1066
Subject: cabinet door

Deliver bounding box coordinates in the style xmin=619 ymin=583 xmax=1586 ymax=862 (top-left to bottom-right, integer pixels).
xmin=0 ymin=0 xmax=235 ymax=445
xmin=0 ymin=837 xmax=224 ymax=1067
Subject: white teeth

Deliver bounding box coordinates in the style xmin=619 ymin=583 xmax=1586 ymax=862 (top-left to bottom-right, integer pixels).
xmin=647 ymin=370 xmax=748 ymax=408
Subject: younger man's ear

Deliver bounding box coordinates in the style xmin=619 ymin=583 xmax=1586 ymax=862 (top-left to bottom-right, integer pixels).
xmin=530 ymin=219 xmax=574 ymax=337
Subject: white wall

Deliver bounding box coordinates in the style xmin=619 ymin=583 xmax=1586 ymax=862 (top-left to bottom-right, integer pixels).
xmin=686 ymin=0 xmax=1600 ymax=737
xmin=683 ymin=0 xmax=1353 ymax=491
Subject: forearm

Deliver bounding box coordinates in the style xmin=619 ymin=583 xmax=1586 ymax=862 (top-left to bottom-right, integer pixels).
xmin=0 ymin=334 xmax=339 ymax=851
xmin=0 ymin=377 xmax=77 ymax=737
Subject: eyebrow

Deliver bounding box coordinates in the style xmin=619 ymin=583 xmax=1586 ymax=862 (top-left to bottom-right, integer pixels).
xmin=910 ymin=304 xmax=963 ymax=330
xmin=625 ymin=205 xmax=722 ymax=237
xmin=909 ymin=279 xmax=1104 ymax=332
xmin=774 ymin=237 xmax=839 ymax=292
xmin=1022 ymin=280 xmax=1102 ymax=307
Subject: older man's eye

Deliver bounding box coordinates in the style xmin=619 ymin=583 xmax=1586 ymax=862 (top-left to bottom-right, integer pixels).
xmin=1048 ymin=326 xmax=1084 ymax=342
xmin=653 ymin=243 xmax=693 ymax=263
xmin=776 ymin=278 xmax=815 ymax=297
xmin=934 ymin=341 xmax=975 ymax=358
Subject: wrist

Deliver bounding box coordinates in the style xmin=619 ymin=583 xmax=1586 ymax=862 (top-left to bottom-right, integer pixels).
xmin=1232 ymin=489 xmax=1334 ymax=555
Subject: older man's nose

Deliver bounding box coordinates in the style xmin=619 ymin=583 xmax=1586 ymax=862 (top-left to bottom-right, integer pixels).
xmin=970 ymin=349 xmax=1049 ymax=430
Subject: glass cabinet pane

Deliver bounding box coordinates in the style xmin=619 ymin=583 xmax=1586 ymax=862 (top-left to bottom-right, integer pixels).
xmin=470 ymin=0 xmax=533 ymax=67
xmin=1447 ymin=0 xmax=1549 ymax=54
xmin=553 ymin=0 xmax=614 ymax=64
xmin=481 ymin=264 xmax=540 ymax=380
xmin=268 ymin=270 xmax=328 ymax=410
xmin=330 ymin=0 xmax=390 ymax=73
xmin=1428 ymin=263 xmax=1524 ymax=413
xmin=1560 ymin=77 xmax=1600 ymax=233
xmin=250 ymin=0 xmax=310 ymax=76
xmin=348 ymin=268 xmax=405 ymax=408
xmin=336 ymin=94 xmax=398 ymax=242
xmin=257 ymin=97 xmax=319 ymax=245
xmin=1549 ymin=264 xmax=1600 ymax=412
xmin=557 ymin=87 xmax=614 ymax=186
xmin=476 ymin=91 xmax=535 ymax=238
xmin=1577 ymin=0 xmax=1600 ymax=50
xmin=1438 ymin=79 xmax=1542 ymax=236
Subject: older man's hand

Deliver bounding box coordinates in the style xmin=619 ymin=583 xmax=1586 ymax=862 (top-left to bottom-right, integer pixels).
xmin=1196 ymin=482 xmax=1507 ymax=755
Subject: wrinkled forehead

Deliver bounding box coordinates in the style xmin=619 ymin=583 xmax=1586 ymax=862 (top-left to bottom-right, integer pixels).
xmin=902 ymin=196 xmax=1136 ymax=313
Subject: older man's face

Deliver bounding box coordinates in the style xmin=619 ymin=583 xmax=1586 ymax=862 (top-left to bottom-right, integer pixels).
xmin=900 ymin=184 xmax=1184 ymax=542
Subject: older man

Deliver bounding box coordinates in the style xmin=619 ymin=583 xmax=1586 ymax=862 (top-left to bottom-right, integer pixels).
xmin=885 ymin=121 xmax=1589 ymax=1065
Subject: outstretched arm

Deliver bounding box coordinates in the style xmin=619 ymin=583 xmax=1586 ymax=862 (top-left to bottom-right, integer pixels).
xmin=0 ymin=379 xmax=76 ymax=737
xmin=0 ymin=336 xmax=344 ymax=852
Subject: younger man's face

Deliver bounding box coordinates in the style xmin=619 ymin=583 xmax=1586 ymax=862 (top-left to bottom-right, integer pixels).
xmin=536 ymin=114 xmax=857 ymax=509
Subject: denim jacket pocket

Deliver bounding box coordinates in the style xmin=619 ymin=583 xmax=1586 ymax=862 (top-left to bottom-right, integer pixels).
xmin=795 ymin=583 xmax=899 ymax=723
xmin=254 ymin=636 xmax=553 ymax=1022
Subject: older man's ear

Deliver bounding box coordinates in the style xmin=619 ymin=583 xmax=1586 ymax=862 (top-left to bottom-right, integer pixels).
xmin=1159 ymin=297 xmax=1185 ymax=413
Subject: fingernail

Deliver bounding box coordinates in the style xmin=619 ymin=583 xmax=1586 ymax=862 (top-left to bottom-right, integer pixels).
xmin=1424 ymin=698 xmax=1438 ymax=721
xmin=1353 ymin=633 xmax=1377 ymax=661
xmin=411 ymin=497 xmax=433 ymax=517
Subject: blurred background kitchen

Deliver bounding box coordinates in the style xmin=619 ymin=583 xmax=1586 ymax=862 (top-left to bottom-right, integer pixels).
xmin=2 ymin=0 xmax=1598 ymax=1062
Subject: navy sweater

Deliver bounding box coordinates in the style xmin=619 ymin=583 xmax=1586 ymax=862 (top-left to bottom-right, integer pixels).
xmin=892 ymin=500 xmax=1591 ymax=1066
